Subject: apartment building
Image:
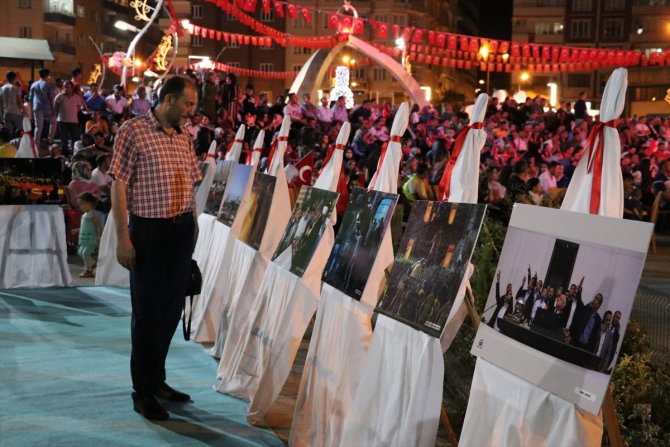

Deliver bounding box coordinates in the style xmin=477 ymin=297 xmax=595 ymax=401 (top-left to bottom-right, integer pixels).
xmin=512 ymin=0 xmax=670 ymax=115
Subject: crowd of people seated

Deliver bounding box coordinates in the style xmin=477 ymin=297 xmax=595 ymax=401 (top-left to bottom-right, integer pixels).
xmin=2 ymin=67 xmax=670 ymax=273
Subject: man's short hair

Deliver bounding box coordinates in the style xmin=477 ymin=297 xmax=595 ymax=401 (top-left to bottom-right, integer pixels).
xmin=549 ymin=161 xmax=560 ymax=169
xmin=158 ymin=76 xmax=193 ymax=103
xmin=6 ymin=71 xmax=17 ymax=82
xmin=528 ymin=177 xmax=541 ymax=190
xmin=71 ymin=68 xmax=82 ymax=78
xmin=38 ymin=68 xmax=50 ymax=79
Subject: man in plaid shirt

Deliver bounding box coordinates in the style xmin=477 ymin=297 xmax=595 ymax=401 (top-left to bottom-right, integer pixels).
xmin=110 ymin=76 xmax=202 ymax=421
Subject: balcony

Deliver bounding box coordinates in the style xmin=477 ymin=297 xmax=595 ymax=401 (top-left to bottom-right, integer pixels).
xmin=50 ymin=41 xmax=76 ymax=55
xmin=44 ymin=12 xmax=75 ymax=27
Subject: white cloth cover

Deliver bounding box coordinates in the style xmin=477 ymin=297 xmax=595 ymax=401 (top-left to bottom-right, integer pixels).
xmin=461 ymin=70 xmax=628 ymax=446
xmin=561 ymin=68 xmax=626 ymax=218
xmin=16 ymin=117 xmax=37 ymax=158
xmin=202 ymin=117 xmax=292 ymax=350
xmin=250 ymin=130 xmax=265 ymax=167
xmin=289 ymin=106 xmax=405 ymax=446
xmin=194 ymin=141 xmax=218 ymax=215
xmin=226 ymin=125 xmax=246 ymax=162
xmin=0 ymin=205 xmax=71 ymax=288
xmin=216 ymin=118 xmax=346 ymax=417
xmin=439 ymin=93 xmax=488 ymax=351
xmin=94 ymin=212 xmax=129 ymax=287
xmin=335 ymin=316 xmax=444 ymax=447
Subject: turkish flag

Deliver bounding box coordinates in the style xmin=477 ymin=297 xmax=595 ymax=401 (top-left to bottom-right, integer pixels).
xmin=301 ymin=6 xmax=311 ymax=24
xmin=328 ymin=13 xmax=339 ymax=30
xmin=262 ymin=0 xmax=270 ymax=14
xmin=287 ymin=152 xmax=315 ymax=188
xmin=542 ymin=46 xmax=550 ymax=60
xmin=489 ymin=40 xmax=498 ymax=54
xmin=411 ymin=28 xmax=423 ymax=43
xmin=511 ymin=42 xmax=520 ymax=57
xmin=402 ymin=27 xmax=412 ymax=42
xmin=341 ymin=16 xmax=353 ymax=33
xmin=377 ymin=22 xmax=388 ymax=39
xmin=460 ymin=36 xmax=469 ymax=51
xmin=287 ymin=3 xmax=297 ymax=19
xmin=243 ymin=0 xmax=256 ymax=12
xmin=353 ymin=17 xmax=364 ymax=34
xmin=498 ymin=41 xmax=509 ymax=54
xmin=427 ymin=30 xmax=435 ymax=45
xmin=392 ymin=24 xmax=400 ymax=38
xmin=273 ymin=0 xmax=284 ymax=18
xmin=445 ymin=33 xmax=455 ymax=50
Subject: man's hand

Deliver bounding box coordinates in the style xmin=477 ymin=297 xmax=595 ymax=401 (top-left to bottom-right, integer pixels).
xmin=116 ymin=238 xmax=136 ymax=270
xmin=496 ymin=270 xmax=501 ymax=282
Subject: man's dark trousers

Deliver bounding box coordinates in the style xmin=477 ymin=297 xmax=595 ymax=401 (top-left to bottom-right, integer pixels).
xmin=128 ymin=213 xmax=194 ymax=399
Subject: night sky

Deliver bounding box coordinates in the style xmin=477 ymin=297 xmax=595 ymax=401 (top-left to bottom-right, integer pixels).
xmin=478 ymin=0 xmax=513 ymax=41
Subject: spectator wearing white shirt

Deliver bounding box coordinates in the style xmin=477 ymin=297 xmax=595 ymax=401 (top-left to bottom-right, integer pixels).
xmin=331 ymin=96 xmax=348 ymax=123
xmin=539 ymin=161 xmax=559 ymax=193
xmin=106 ymin=85 xmax=128 ymax=121
xmin=283 ymin=93 xmax=305 ymax=124
xmin=91 ymin=154 xmax=113 ymax=196
xmin=316 ymin=95 xmax=332 ymax=127
xmin=129 ymin=87 xmax=151 ymax=117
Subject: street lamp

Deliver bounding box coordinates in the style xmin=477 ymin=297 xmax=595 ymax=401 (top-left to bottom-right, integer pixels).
xmin=114 ymin=20 xmax=141 ymax=33
xmin=479 ymin=45 xmax=490 ymax=95
xmin=519 ymin=71 xmax=529 ymax=93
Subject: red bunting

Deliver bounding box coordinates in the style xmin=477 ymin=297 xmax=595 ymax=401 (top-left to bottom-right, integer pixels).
xmin=286 ymin=3 xmax=297 ymax=19
xmin=392 ymin=24 xmax=400 ymax=38
xmin=272 ymin=0 xmax=284 ymax=18
xmin=412 ymin=29 xmax=423 ymax=43
xmin=243 ymin=0 xmax=256 ymax=12
xmin=261 ymin=0 xmax=270 ymax=13
xmin=353 ymin=17 xmax=364 ymax=34
xmin=377 ymin=22 xmax=388 ymax=39
xmin=427 ymin=30 xmax=435 ymax=45
xmin=341 ymin=15 xmax=353 ymax=33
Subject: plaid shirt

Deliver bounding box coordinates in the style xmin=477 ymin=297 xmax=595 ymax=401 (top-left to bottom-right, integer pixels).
xmin=109 ymin=110 xmax=202 ymax=218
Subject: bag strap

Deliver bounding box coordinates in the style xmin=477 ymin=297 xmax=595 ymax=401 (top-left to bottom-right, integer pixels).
xmin=182 ymin=295 xmax=193 ymax=341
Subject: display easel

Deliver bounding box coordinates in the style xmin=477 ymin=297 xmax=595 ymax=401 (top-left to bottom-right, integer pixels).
xmin=438 ymin=285 xmax=623 ymax=447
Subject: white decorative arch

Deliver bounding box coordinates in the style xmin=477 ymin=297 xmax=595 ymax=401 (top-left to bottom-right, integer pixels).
xmin=289 ymin=35 xmax=429 ymax=109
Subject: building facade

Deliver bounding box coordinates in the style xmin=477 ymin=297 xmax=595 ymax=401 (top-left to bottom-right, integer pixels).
xmin=512 ymin=0 xmax=670 ymax=115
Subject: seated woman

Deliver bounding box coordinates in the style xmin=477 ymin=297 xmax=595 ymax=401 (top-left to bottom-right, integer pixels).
xmin=67 ymin=161 xmax=101 ymax=214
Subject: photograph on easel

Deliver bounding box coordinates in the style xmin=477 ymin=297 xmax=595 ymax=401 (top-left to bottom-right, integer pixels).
xmin=0 ymin=158 xmax=64 ymax=205
xmin=238 ymin=172 xmax=277 ymax=250
xmin=322 ymin=187 xmax=398 ymax=299
xmin=472 ymin=204 xmax=653 ymax=414
xmin=217 ymin=164 xmax=253 ymax=227
xmin=203 ymin=160 xmax=236 ymax=216
xmin=272 ymin=186 xmax=339 ymax=277
xmin=375 ymin=201 xmax=486 ymax=337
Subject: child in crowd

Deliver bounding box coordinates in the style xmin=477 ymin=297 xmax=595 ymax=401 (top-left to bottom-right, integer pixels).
xmin=73 ymin=192 xmax=102 ymax=278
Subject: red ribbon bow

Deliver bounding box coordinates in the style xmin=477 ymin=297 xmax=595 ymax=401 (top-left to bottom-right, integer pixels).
xmin=27 ymin=133 xmax=38 ymax=158
xmin=439 ymin=122 xmax=483 ymax=201
xmin=266 ymin=135 xmax=288 ymax=172
xmin=584 ymin=119 xmax=618 ymax=214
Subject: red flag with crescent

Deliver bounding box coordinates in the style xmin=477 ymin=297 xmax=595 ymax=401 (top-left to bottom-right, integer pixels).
xmin=289 ymin=152 xmax=315 ymax=188
xmin=377 ymin=22 xmax=388 ymax=39
xmin=328 ymin=13 xmax=340 ymax=30
xmin=273 ymin=0 xmax=284 ymax=18
xmin=353 ymin=17 xmax=364 ymax=34
xmin=300 ymin=6 xmax=311 ymax=24
xmin=262 ymin=0 xmax=270 ymax=13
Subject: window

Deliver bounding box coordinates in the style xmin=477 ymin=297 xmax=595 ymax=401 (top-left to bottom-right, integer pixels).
xmin=18 ymin=0 xmax=32 ymax=8
xmin=535 ymin=23 xmax=551 ymax=35
xmin=227 ymin=13 xmax=238 ymax=22
xmin=293 ymin=64 xmax=303 ymax=72
xmin=603 ymin=19 xmax=624 ymax=38
xmin=604 ymin=0 xmax=625 ymax=10
xmin=392 ymin=14 xmax=405 ymax=26
xmin=373 ymin=14 xmax=388 ymax=24
xmin=568 ymin=74 xmax=591 ymax=87
xmin=92 ymin=11 xmax=100 ymax=23
xmin=571 ymin=0 xmax=592 ymax=11
xmin=293 ymin=47 xmax=312 ymax=55
xmin=373 ymin=68 xmax=387 ymax=81
xmin=228 ymin=39 xmax=239 ymax=48
xmin=570 ymin=19 xmax=591 ymax=38
xmin=294 ymin=15 xmax=310 ymax=29
xmin=261 ymin=9 xmax=274 ymax=22
xmin=19 ymin=26 xmax=32 ymax=38
xmin=260 ymin=63 xmax=274 ymax=72
xmin=353 ymin=68 xmax=365 ymax=79
xmin=191 ymin=4 xmax=203 ymax=19
xmin=191 ymin=34 xmax=202 ymax=47
xmin=77 ymin=5 xmax=85 ymax=17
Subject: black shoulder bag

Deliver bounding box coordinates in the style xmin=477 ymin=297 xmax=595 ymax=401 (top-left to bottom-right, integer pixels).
xmin=182 ymin=259 xmax=202 ymax=341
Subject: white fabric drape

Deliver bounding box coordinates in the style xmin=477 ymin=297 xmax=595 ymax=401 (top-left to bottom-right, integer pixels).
xmin=439 ymin=93 xmax=488 ymax=351
xmin=204 ymin=117 xmax=292 ymax=354
xmin=289 ymin=105 xmax=406 ymax=446
xmin=0 ymin=205 xmax=71 ymax=288
xmin=335 ymin=316 xmax=444 ymax=447
xmin=216 ymin=120 xmax=346 ymax=420
xmin=462 ymin=69 xmax=628 ymax=446
xmin=561 ymin=68 xmax=627 ymax=218
xmin=95 ymin=211 xmax=129 ymax=287
xmin=194 ymin=141 xmax=219 ymax=215
xmin=16 ymin=117 xmax=37 ymax=158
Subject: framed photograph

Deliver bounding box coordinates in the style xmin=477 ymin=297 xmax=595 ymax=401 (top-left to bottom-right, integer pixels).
xmin=238 ymin=173 xmax=276 ymax=250
xmin=472 ymin=204 xmax=653 ymax=414
xmin=203 ymin=160 xmax=236 ymax=216
xmin=376 ymin=201 xmax=487 ymax=337
xmin=0 ymin=158 xmax=64 ymax=205
xmin=322 ymin=187 xmax=398 ymax=299
xmin=217 ymin=164 xmax=253 ymax=227
xmin=272 ymin=186 xmax=339 ymax=277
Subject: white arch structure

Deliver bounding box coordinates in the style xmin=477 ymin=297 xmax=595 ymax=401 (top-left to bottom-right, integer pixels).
xmin=289 ymin=35 xmax=429 ymax=109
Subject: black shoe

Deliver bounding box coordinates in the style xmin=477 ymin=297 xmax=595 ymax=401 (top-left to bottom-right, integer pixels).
xmin=156 ymin=382 xmax=191 ymax=402
xmin=133 ymin=396 xmax=169 ymax=421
